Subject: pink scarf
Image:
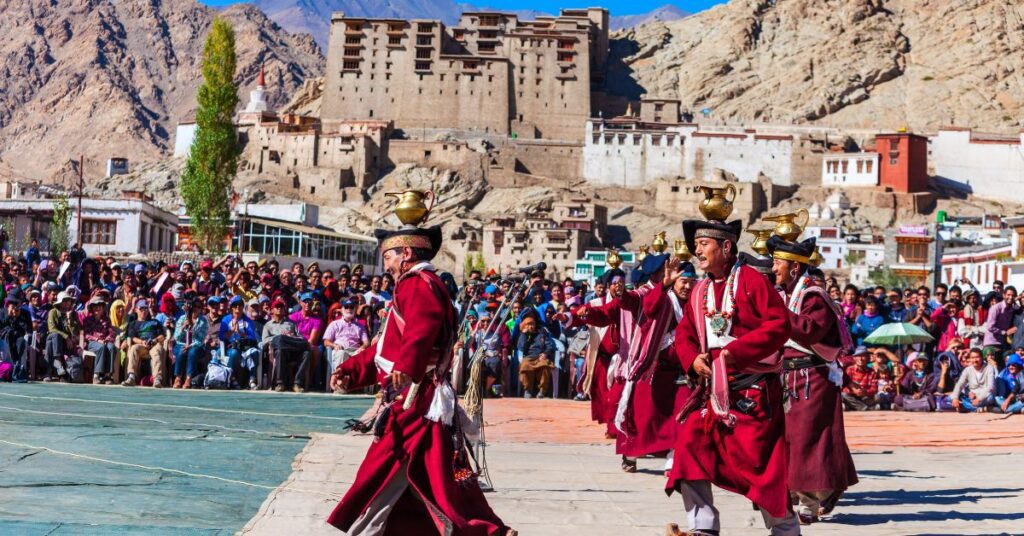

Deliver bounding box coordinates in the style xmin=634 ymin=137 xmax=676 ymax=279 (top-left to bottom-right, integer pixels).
xmin=613 ymin=285 xmax=670 ymax=433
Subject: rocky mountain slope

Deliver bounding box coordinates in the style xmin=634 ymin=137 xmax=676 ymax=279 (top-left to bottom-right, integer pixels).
xmin=608 ymin=0 xmax=1024 ymax=132
xmin=250 ymin=0 xmax=689 ymax=48
xmin=0 ymin=0 xmax=324 ymax=182
xmin=609 ymin=5 xmax=689 ymax=31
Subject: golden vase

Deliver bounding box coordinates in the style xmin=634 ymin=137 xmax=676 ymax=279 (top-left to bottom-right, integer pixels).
xmin=651 ymin=231 xmax=668 ymax=253
xmin=746 ymin=228 xmax=773 ymax=256
xmin=809 ymin=248 xmax=823 ymax=267
xmin=764 ymin=208 xmax=809 ymax=241
xmin=698 ymin=184 xmax=737 ymax=221
xmin=637 ymin=244 xmax=650 ymax=262
xmin=607 ymin=249 xmax=623 ymax=269
xmin=385 ymin=189 xmax=436 ymax=226
xmin=673 ymin=239 xmax=692 ymax=261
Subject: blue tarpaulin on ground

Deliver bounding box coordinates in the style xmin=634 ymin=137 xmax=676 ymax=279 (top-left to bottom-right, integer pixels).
xmin=0 ymin=383 xmax=373 ymax=535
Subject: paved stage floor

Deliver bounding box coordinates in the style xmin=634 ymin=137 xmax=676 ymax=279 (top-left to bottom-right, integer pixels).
xmin=243 ymin=398 xmax=1024 ymax=536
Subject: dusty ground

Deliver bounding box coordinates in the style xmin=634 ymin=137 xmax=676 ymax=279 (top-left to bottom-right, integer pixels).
xmin=242 ymin=399 xmax=1024 ymax=535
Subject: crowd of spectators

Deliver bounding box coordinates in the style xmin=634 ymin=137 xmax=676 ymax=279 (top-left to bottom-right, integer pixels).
xmin=825 ymin=277 xmax=1024 ymax=414
xmin=0 ymin=243 xmax=392 ymax=393
xmin=3 ymin=240 xmax=1024 ymax=415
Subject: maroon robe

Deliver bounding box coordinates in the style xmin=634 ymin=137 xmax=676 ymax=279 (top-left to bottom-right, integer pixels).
xmin=666 ymin=264 xmax=792 ymax=518
xmin=574 ymin=291 xmax=642 ymax=439
xmin=783 ymin=290 xmax=859 ymax=493
xmin=327 ymin=268 xmax=507 ymax=536
xmin=615 ymin=282 xmax=690 ymax=457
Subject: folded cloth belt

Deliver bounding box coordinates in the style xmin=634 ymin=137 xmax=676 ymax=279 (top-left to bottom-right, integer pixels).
xmin=727 ymin=372 xmax=774 ymax=391
xmin=783 ymin=355 xmax=828 ymax=371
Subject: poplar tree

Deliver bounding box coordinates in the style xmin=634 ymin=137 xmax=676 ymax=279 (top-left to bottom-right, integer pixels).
xmin=181 ymin=17 xmax=239 ymax=252
xmin=49 ymin=194 xmax=71 ymax=256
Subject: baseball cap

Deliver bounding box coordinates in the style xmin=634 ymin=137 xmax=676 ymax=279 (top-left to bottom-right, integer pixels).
xmin=135 ymin=299 xmax=149 ymax=309
xmin=229 ymin=296 xmax=244 ymax=306
xmin=200 ymin=260 xmax=214 ymax=271
xmin=300 ymin=292 xmax=314 ymax=302
xmin=271 ymin=298 xmax=287 ymax=309
xmin=341 ymin=298 xmax=356 ymax=308
xmin=206 ymin=296 xmax=222 ymax=306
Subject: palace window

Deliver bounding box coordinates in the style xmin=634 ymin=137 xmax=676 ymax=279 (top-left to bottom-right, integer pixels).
xmin=82 ymin=220 xmax=116 ymax=245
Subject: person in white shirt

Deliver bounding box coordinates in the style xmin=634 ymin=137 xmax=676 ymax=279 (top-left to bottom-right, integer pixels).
xmin=952 ymin=348 xmax=997 ymax=413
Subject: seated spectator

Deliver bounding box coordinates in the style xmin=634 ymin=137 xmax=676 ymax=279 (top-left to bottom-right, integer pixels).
xmin=0 ymin=295 xmax=31 ymax=376
xmin=289 ymin=292 xmax=324 ymax=390
xmin=894 ymin=352 xmax=938 ymax=411
xmin=262 ymin=298 xmax=311 ymax=392
xmin=45 ymin=291 xmax=81 ymax=382
xmin=83 ymin=296 xmax=116 ymax=385
xmin=842 ymin=347 xmax=878 ymax=410
xmin=952 ymin=348 xmax=997 ymax=413
xmin=122 ymin=299 xmax=167 ymax=387
xmin=851 ymin=296 xmax=885 ymax=347
xmin=996 ymin=354 xmax=1024 ymax=414
xmin=870 ymin=349 xmax=899 ymax=410
xmin=172 ymin=296 xmax=208 ymax=389
xmin=515 ymin=313 xmax=556 ymax=399
xmin=323 ymin=299 xmax=369 ymax=370
xmin=220 ymin=296 xmax=260 ymax=389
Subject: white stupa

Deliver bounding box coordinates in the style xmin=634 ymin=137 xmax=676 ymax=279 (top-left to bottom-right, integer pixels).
xmin=244 ymin=65 xmax=268 ymax=113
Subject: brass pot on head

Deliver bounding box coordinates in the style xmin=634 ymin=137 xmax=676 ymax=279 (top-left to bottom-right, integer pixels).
xmin=607 ymin=249 xmax=623 ymax=269
xmin=809 ymin=248 xmax=823 ymax=268
xmin=746 ymin=228 xmax=773 ymax=257
xmin=637 ymin=244 xmax=650 ymax=262
xmin=673 ymin=239 xmax=692 ymax=261
xmin=651 ymin=231 xmax=668 ymax=253
xmin=385 ymin=189 xmax=436 ymax=226
xmin=698 ymin=184 xmax=737 ymax=221
xmin=764 ymin=208 xmax=809 ymax=241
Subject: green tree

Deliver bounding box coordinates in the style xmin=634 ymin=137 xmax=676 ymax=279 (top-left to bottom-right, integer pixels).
xmin=181 ymin=17 xmax=240 ymax=252
xmin=49 ymin=194 xmax=71 ymax=257
xmin=866 ymin=266 xmax=913 ymax=290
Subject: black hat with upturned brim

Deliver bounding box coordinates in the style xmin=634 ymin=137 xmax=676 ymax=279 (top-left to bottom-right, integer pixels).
xmin=374 ymin=225 xmax=443 ymax=261
xmin=738 ymin=251 xmax=773 ymax=275
xmin=631 ymin=253 xmax=671 ymax=285
xmin=766 ymin=235 xmax=816 ymax=265
xmin=682 ymin=219 xmax=743 ymax=254
xmin=601 ymin=267 xmax=626 ymax=285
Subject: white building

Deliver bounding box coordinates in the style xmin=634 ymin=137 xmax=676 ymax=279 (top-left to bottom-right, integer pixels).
xmin=582 ymin=121 xmax=686 ymax=188
xmin=174 ymin=122 xmax=197 ymax=157
xmin=572 ymin=249 xmax=637 ymax=286
xmin=930 ymin=127 xmax=1024 ymax=201
xmin=940 ymin=242 xmax=1012 ymax=295
xmin=0 ymin=191 xmax=178 ymax=256
xmin=821 ymin=152 xmax=878 ymax=187
xmin=803 ymin=226 xmax=884 ymax=271
xmin=581 ymin=118 xmax=797 ymax=188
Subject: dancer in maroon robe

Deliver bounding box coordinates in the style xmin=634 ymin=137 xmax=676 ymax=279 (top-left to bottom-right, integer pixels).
xmin=768 ymin=235 xmax=858 ymax=525
xmin=608 ymin=255 xmax=695 ymax=467
xmin=563 ymin=268 xmax=628 ymax=437
xmin=666 ymin=213 xmax=799 ymax=536
xmin=327 ymin=218 xmax=514 ymax=536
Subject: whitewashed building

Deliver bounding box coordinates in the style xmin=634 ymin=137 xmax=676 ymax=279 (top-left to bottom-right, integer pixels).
xmin=821 ymin=152 xmax=879 ymax=187
xmin=940 ymin=242 xmax=1013 ymax=295
xmin=803 ymin=226 xmax=885 ymax=271
xmin=0 ymin=191 xmax=177 ymax=256
xmin=930 ymin=127 xmax=1024 ymax=201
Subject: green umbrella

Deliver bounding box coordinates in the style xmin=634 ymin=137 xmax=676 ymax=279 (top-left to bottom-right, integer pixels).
xmin=863 ymin=322 xmax=935 ymax=346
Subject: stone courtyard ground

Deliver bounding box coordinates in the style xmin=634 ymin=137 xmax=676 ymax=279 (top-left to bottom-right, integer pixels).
xmin=244 ymin=399 xmax=1024 ymax=536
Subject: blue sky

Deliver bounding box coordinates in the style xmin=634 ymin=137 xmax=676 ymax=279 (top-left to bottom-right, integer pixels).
xmin=201 ymin=1 xmax=728 ymax=17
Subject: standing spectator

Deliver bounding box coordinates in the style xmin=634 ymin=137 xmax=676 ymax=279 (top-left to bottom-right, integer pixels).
xmin=851 ymin=296 xmax=886 ymax=347
xmin=885 ymin=289 xmax=907 ymax=323
xmin=952 ymin=348 xmax=997 ymax=413
xmin=996 ymin=354 xmax=1024 ymax=414
xmin=894 ymin=353 xmax=938 ymax=411
xmin=983 ymin=286 xmax=1018 ymax=367
xmin=122 ymin=299 xmax=167 ymax=388
xmin=840 ymin=285 xmax=862 ymax=326
xmin=45 ymin=291 xmax=81 ymax=382
xmin=958 ymin=290 xmax=986 ymax=348
xmin=83 ymin=296 xmax=116 ymax=385
xmin=905 ymin=287 xmax=935 ymax=330
xmin=24 ymin=239 xmax=41 ymax=270
xmin=948 ymin=285 xmax=964 ymax=309
xmin=931 ymin=301 xmax=960 ymax=353
xmin=842 ymin=347 xmax=878 ymax=410
xmin=930 ymin=283 xmax=948 ymax=309
xmin=1010 ymin=293 xmax=1024 ymax=353
xmin=172 ymin=296 xmax=208 ymax=389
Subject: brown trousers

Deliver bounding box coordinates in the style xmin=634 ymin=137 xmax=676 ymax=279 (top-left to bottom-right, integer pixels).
xmin=519 ymin=357 xmax=553 ymax=396
xmin=127 ymin=343 xmax=167 ymax=382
